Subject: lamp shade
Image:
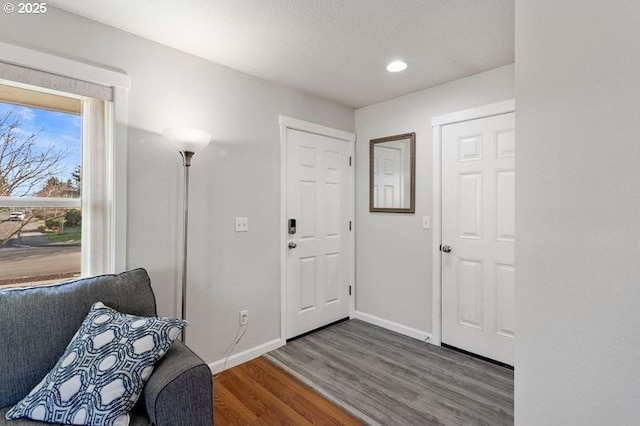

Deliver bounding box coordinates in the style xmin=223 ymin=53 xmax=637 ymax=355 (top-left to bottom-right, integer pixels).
xmin=163 ymin=127 xmax=211 ymax=153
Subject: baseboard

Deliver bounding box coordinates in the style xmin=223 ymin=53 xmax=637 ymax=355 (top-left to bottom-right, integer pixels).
xmin=208 ymin=337 xmax=285 ymax=374
xmin=208 ymin=315 xmax=432 ymax=374
xmin=352 ymin=311 xmax=433 ymax=343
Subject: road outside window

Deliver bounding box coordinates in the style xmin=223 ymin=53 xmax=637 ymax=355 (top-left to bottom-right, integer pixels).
xmin=0 ymin=207 xmax=81 ymax=286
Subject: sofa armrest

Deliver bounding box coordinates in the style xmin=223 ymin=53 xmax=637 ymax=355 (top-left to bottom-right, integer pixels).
xmin=143 ymin=340 xmax=213 ymax=426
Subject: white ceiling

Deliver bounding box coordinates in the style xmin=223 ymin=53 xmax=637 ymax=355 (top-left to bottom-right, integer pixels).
xmin=47 ymin=0 xmax=514 ymax=108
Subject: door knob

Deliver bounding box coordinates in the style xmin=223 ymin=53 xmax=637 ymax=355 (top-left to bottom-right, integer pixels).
xmin=288 ymin=242 xmax=297 ymax=249
xmin=442 ymin=245 xmax=453 ymax=253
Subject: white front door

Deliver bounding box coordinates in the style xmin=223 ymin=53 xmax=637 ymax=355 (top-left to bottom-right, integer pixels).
xmin=285 ymin=128 xmax=351 ymax=339
xmin=441 ymin=112 xmax=515 ymax=365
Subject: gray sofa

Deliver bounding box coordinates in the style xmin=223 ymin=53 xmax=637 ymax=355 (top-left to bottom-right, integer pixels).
xmin=0 ymin=268 xmax=213 ymax=426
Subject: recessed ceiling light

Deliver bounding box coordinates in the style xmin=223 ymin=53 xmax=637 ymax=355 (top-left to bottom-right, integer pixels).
xmin=386 ymin=60 xmax=408 ymax=73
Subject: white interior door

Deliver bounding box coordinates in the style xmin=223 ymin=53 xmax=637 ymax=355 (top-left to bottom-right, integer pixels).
xmin=441 ymin=112 xmax=515 ymax=365
xmin=286 ymin=128 xmax=351 ymax=339
xmin=373 ymin=145 xmax=402 ymax=208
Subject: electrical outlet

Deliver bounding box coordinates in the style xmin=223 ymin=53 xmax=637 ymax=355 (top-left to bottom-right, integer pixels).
xmin=239 ymin=310 xmax=249 ymax=326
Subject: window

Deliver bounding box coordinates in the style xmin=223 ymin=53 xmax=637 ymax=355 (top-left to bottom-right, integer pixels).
xmin=0 ymin=86 xmax=81 ymax=285
xmin=0 ymin=45 xmax=129 ymax=287
xmin=0 ymin=83 xmax=109 ymax=287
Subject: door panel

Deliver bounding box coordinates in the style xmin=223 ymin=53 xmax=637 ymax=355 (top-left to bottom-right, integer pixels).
xmin=441 ymin=112 xmax=515 ymax=365
xmin=495 ymin=170 xmax=515 ymax=241
xmin=457 ymin=257 xmax=483 ymax=329
xmin=286 ymin=129 xmax=351 ymax=339
xmin=458 ymin=172 xmax=483 ymax=239
xmin=495 ymin=263 xmax=515 ymax=338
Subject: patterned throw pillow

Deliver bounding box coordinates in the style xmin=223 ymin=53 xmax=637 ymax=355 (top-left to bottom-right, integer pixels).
xmin=5 ymin=302 xmax=187 ymax=426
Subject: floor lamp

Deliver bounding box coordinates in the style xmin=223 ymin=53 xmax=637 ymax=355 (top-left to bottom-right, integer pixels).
xmin=163 ymin=127 xmax=211 ymax=343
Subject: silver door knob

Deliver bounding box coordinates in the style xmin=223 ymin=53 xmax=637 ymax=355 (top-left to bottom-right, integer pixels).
xmin=288 ymin=242 xmax=297 ymax=249
xmin=442 ymin=245 xmax=453 ymax=253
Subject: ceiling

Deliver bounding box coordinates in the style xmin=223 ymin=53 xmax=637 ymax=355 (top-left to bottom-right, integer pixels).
xmin=47 ymin=0 xmax=514 ymax=108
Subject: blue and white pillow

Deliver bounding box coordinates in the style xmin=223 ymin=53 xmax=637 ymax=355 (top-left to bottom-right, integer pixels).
xmin=6 ymin=302 xmax=186 ymax=426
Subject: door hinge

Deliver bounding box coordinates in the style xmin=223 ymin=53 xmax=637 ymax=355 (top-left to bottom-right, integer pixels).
xmin=349 ymin=285 xmax=352 ymax=296
xmin=349 ymin=221 xmax=352 ymax=231
xmin=349 ymin=156 xmax=352 ymax=166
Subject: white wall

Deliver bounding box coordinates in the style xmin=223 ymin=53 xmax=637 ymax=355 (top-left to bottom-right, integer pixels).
xmin=0 ymin=8 xmax=354 ymax=364
xmin=515 ymin=2 xmax=640 ymax=424
xmin=354 ymin=65 xmax=514 ymax=334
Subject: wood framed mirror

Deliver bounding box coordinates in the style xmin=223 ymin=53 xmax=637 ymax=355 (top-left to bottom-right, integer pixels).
xmin=369 ymin=132 xmax=416 ymax=213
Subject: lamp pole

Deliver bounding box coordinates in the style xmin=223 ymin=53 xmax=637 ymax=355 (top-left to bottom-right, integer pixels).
xmin=179 ymin=150 xmax=194 ymax=342
xmin=163 ymin=128 xmax=211 ymax=345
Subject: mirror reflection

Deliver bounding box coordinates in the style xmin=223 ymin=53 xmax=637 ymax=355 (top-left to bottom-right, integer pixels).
xmin=370 ymin=132 xmax=415 ymax=213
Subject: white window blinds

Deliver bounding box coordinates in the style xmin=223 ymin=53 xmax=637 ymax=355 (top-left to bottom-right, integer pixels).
xmin=0 ymin=61 xmax=113 ymax=101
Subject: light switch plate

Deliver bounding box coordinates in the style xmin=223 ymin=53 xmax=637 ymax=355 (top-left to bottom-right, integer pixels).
xmin=422 ymin=216 xmax=431 ymax=229
xmin=235 ymin=217 xmax=248 ymax=232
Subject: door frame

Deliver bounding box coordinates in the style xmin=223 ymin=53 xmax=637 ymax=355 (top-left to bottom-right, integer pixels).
xmin=430 ymin=100 xmax=515 ymax=346
xmin=279 ymin=116 xmax=356 ymax=341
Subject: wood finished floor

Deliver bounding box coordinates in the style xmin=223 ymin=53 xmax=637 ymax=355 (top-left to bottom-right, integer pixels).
xmin=267 ymin=319 xmax=514 ymax=426
xmin=214 ymin=356 xmax=364 ymax=425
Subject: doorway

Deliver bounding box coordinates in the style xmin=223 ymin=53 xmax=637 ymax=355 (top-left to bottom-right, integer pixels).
xmin=432 ymin=100 xmax=515 ymax=365
xmin=279 ymin=116 xmax=355 ymax=340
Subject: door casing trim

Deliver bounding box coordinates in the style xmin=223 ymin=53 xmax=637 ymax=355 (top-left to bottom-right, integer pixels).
xmin=279 ymin=116 xmax=356 ymax=341
xmin=430 ymin=100 xmax=515 ymax=346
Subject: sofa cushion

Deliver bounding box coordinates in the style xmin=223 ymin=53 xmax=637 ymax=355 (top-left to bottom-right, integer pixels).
xmin=0 ymin=269 xmax=157 ymax=409
xmin=5 ymin=302 xmax=186 ymax=426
